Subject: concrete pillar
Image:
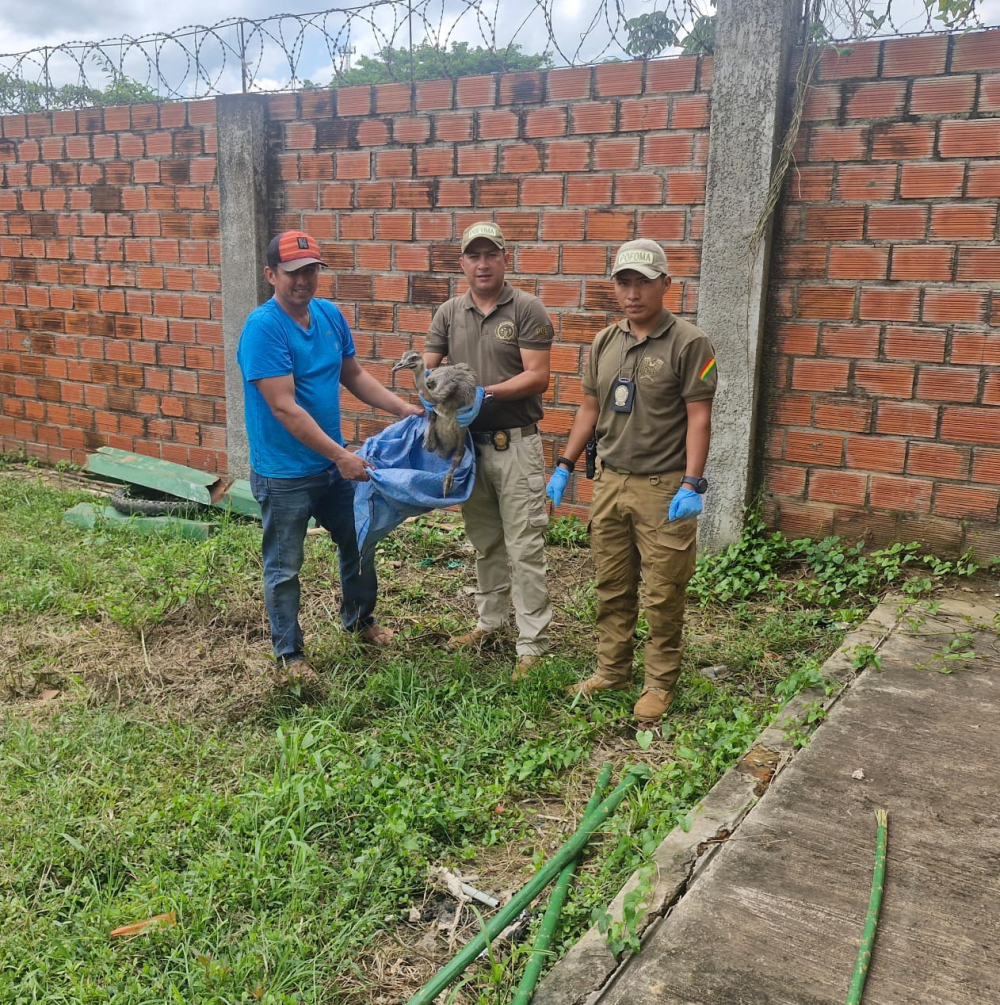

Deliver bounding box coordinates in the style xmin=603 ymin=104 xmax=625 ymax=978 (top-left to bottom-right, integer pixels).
xmin=217 ymin=94 xmax=271 ymax=479
xmin=697 ymin=0 xmax=803 ymax=550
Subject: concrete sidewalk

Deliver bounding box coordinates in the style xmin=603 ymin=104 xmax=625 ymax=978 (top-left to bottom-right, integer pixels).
xmin=537 ymin=595 xmax=1000 ymax=1005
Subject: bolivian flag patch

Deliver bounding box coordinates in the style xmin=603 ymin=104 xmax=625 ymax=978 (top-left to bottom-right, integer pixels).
xmin=699 ymin=357 xmax=717 ymax=381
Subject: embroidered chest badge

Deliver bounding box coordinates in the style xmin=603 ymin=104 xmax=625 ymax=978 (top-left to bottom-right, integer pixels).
xmin=495 ymin=321 xmax=517 ymax=343
xmin=638 ymin=357 xmax=664 ymax=384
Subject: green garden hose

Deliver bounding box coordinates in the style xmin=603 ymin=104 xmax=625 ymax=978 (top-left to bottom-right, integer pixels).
xmin=405 ymin=766 xmax=644 ymax=1005
xmin=845 ymin=808 xmax=889 ymax=1005
xmin=510 ymin=762 xmax=614 ymax=1005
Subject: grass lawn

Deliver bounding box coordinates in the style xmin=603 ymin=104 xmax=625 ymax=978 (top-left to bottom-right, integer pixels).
xmin=0 ymin=462 xmax=982 ymax=1003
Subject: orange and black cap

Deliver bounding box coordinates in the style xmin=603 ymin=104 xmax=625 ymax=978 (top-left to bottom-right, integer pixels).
xmin=266 ymin=231 xmax=327 ymax=271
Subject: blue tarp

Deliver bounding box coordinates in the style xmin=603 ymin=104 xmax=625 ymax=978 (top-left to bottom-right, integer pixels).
xmin=354 ymin=414 xmax=475 ymax=559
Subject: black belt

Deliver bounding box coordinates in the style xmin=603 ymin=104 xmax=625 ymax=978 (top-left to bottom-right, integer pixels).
xmin=470 ymin=423 xmax=538 ymax=451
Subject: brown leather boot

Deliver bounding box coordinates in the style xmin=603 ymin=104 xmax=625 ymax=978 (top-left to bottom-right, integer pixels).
xmin=279 ymin=658 xmax=325 ymax=698
xmin=446 ymin=626 xmax=494 ymax=651
xmin=566 ymin=673 xmax=631 ymax=698
xmin=633 ymin=686 xmax=673 ymax=722
xmin=511 ymin=654 xmax=540 ymax=682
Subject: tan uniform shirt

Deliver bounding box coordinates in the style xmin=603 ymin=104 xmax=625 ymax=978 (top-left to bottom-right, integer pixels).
xmin=425 ymin=282 xmax=553 ymax=432
xmin=583 ymin=309 xmax=717 ymax=474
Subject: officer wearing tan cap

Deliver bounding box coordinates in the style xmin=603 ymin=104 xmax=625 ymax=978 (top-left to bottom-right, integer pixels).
xmin=546 ymin=239 xmax=717 ymax=726
xmin=424 ymin=221 xmax=554 ymax=679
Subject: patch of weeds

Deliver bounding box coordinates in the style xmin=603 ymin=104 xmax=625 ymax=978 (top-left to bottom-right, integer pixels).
xmin=782 ymin=720 xmax=812 ymax=750
xmin=545 ymin=515 xmax=589 ymax=548
xmin=772 ymin=657 xmax=828 ymax=702
xmin=920 ymin=631 xmax=977 ymax=673
xmin=378 ymin=515 xmax=467 ymax=562
xmin=847 ymin=643 xmax=882 ymax=672
xmin=0 ymin=450 xmax=30 ymax=469
xmin=593 ymin=863 xmax=655 ymax=958
xmin=504 ymin=731 xmax=593 ymax=786
xmin=561 ymin=582 xmax=597 ymax=625
xmin=689 ymin=511 xmax=979 ymax=611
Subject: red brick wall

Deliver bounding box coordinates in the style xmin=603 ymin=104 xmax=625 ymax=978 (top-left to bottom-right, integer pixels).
xmin=0 ymin=55 xmax=710 ymax=508
xmin=266 ymin=55 xmax=712 ymax=512
xmin=763 ymin=29 xmax=1000 ymax=556
xmin=0 ymin=100 xmax=224 ymax=471
xmin=3 ymin=28 xmax=1000 ymax=555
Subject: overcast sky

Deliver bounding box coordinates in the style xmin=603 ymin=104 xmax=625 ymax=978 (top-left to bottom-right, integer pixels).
xmin=1 ymin=0 xmax=997 ymax=98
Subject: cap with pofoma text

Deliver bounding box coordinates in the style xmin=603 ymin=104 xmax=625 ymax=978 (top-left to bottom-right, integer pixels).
xmin=461 ymin=221 xmax=506 ymax=252
xmin=611 ymin=239 xmax=669 ymax=279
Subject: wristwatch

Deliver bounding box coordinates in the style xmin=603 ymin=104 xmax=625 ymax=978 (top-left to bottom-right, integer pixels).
xmin=482 ymin=388 xmax=495 ymax=405
xmin=681 ymin=476 xmax=708 ymax=493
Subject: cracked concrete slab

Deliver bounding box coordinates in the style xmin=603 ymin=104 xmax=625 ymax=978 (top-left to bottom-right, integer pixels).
xmin=535 ymin=595 xmax=1000 ymax=1005
xmin=596 ymin=596 xmax=1000 ymax=1004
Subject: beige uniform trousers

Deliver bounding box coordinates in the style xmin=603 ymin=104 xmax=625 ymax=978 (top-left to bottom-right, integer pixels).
xmin=461 ymin=431 xmax=552 ymax=656
xmin=589 ymin=464 xmax=697 ymax=692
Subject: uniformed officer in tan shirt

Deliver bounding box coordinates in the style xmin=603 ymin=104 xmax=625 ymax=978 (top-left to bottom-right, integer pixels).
xmin=546 ymin=239 xmax=717 ymax=726
xmin=424 ymin=222 xmax=554 ymax=679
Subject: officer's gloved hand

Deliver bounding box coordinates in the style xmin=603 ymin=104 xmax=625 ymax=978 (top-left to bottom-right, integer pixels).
xmin=668 ymin=486 xmax=703 ymax=521
xmin=546 ymin=467 xmax=570 ymax=507
xmin=456 ymin=387 xmax=486 ymax=428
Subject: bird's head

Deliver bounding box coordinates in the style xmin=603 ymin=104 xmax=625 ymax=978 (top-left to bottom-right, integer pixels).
xmin=392 ymin=350 xmax=424 ymax=373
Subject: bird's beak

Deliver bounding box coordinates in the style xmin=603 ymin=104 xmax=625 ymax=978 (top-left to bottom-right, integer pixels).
xmin=391 ymin=361 xmax=405 ymax=372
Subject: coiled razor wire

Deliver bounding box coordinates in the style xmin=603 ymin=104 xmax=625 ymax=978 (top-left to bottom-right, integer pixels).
xmin=0 ymin=0 xmax=988 ymax=112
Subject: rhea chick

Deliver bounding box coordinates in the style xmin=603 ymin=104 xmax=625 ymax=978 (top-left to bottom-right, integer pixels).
xmin=392 ymin=350 xmax=478 ymax=495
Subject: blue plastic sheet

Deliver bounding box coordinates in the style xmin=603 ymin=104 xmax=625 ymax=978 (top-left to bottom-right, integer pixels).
xmin=354 ymin=414 xmax=475 ymax=559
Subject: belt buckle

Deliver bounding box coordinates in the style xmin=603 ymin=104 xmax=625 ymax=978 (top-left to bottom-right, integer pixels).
xmin=491 ymin=429 xmax=510 ymax=451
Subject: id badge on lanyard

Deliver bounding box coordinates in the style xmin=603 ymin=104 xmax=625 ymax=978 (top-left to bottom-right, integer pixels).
xmin=611 ymin=376 xmax=636 ymax=413
xmin=611 ymin=334 xmax=649 ymax=413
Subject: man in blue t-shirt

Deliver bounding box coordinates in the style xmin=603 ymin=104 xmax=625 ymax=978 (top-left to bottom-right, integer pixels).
xmin=237 ymin=230 xmax=423 ymax=684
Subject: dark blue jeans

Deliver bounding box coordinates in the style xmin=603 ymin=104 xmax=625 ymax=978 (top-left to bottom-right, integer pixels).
xmin=250 ymin=466 xmax=377 ymax=661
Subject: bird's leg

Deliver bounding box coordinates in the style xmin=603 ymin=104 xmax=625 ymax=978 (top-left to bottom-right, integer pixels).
xmin=442 ymin=445 xmax=464 ymax=496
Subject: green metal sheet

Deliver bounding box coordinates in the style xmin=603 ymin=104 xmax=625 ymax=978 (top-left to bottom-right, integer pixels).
xmin=86 ymin=447 xmax=220 ymax=505
xmin=63 ymin=503 xmax=217 ymax=541
xmin=214 ymin=479 xmax=262 ymax=520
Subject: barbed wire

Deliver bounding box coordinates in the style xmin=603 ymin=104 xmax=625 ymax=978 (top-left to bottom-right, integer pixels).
xmin=0 ymin=0 xmax=711 ymax=112
xmin=0 ymin=0 xmax=991 ymax=113
xmin=823 ymin=0 xmax=987 ymax=40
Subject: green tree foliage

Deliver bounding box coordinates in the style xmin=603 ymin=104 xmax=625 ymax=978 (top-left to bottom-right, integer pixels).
xmin=681 ymin=15 xmax=716 ymax=54
xmin=624 ymin=11 xmax=682 ymax=60
xmin=0 ymin=72 xmax=159 ymax=114
xmin=624 ymin=12 xmax=714 ymax=59
xmin=327 ymin=40 xmax=552 ymax=86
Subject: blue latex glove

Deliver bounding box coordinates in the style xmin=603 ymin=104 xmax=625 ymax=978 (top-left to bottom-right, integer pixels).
xmin=668 ymin=486 xmax=703 ymax=521
xmin=456 ymin=386 xmax=486 ymax=428
xmin=546 ymin=467 xmax=570 ymax=507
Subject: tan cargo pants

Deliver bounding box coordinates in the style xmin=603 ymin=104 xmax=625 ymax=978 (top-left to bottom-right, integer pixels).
xmin=589 ymin=463 xmax=697 ymax=692
xmin=461 ymin=431 xmax=552 ymax=656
